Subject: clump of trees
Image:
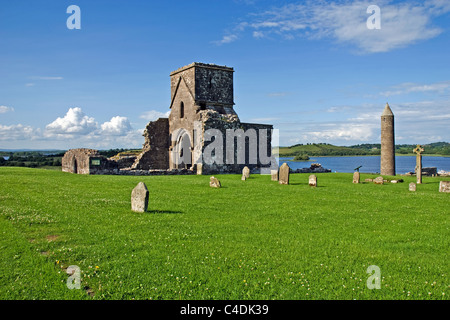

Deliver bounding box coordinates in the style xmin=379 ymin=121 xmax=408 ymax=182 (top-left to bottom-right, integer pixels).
xmin=293 ymin=154 xmax=310 ymax=161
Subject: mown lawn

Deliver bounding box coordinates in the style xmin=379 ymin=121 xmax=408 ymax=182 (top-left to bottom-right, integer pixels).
xmin=0 ymin=167 xmax=448 ymax=300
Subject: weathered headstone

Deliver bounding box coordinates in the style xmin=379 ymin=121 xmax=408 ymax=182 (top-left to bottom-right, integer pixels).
xmin=309 ymin=175 xmax=317 ymax=187
xmin=271 ymin=169 xmax=278 ymax=181
xmin=131 ymin=182 xmax=149 ymax=212
xmin=439 ymin=181 xmax=450 ymax=193
xmin=353 ymin=172 xmax=360 ymax=184
xmin=390 ymin=180 xmax=398 ymax=183
xmin=374 ymin=176 xmax=384 ymax=184
xmin=242 ymin=166 xmax=250 ymax=179
xmin=278 ymin=163 xmax=290 ymax=185
xmin=196 ymin=163 xmax=203 ymax=175
xmin=210 ymin=176 xmax=221 ymax=188
xmin=409 ymin=182 xmax=416 ymax=192
xmin=365 ymin=178 xmax=373 ymax=182
xmin=413 ymin=145 xmax=424 ymax=184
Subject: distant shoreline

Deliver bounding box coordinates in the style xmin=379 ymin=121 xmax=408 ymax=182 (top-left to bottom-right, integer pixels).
xmin=279 ymin=154 xmax=450 ymax=158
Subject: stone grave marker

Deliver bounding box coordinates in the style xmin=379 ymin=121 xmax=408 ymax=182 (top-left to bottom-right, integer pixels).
xmin=439 ymin=181 xmax=450 ymax=193
xmin=309 ymin=175 xmax=317 ymax=187
xmin=374 ymin=176 xmax=384 ymax=184
xmin=210 ymin=176 xmax=221 ymax=188
xmin=353 ymin=172 xmax=360 ymax=184
xmin=278 ymin=163 xmax=290 ymax=185
xmin=131 ymin=182 xmax=149 ymax=212
xmin=409 ymin=182 xmax=416 ymax=192
xmin=242 ymin=166 xmax=250 ymax=179
xmin=271 ymin=169 xmax=278 ymax=181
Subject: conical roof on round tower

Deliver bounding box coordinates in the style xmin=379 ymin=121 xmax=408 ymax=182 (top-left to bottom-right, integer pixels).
xmin=381 ymin=103 xmax=394 ymax=116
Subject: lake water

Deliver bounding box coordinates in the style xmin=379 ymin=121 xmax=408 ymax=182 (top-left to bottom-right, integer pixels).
xmin=279 ymin=155 xmax=450 ymax=174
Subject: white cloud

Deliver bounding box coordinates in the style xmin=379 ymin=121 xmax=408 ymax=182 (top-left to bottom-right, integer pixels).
xmin=218 ymin=0 xmax=450 ymax=53
xmin=0 ymin=107 xmax=143 ymax=149
xmin=0 ymin=106 xmax=14 ymax=114
xmin=101 ymin=116 xmax=132 ymax=135
xmin=0 ymin=124 xmax=37 ymax=141
xmin=213 ymin=34 xmax=238 ymax=45
xmin=45 ymin=107 xmax=98 ymax=135
xmin=253 ymin=31 xmax=265 ymax=38
xmin=30 ymin=76 xmax=63 ymax=80
xmin=139 ymin=110 xmax=171 ymax=121
xmin=380 ymin=81 xmax=450 ymax=97
xmin=308 ymin=123 xmax=376 ymax=141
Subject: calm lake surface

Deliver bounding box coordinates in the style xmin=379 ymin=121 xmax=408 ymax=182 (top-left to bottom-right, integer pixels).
xmin=279 ymin=156 xmax=450 ymax=174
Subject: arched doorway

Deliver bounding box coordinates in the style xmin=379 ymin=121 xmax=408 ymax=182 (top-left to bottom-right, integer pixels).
xmin=172 ymin=129 xmax=192 ymax=169
xmin=72 ymin=157 xmax=78 ymax=174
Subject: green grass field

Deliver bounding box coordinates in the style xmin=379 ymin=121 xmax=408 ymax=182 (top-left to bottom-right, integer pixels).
xmin=0 ymin=167 xmax=448 ymax=300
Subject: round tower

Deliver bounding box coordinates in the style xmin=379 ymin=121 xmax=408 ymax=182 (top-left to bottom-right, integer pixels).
xmin=380 ymin=103 xmax=395 ymax=176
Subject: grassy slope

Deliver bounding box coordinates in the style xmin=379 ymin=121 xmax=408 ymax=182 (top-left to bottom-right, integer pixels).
xmin=0 ymin=167 xmax=448 ymax=300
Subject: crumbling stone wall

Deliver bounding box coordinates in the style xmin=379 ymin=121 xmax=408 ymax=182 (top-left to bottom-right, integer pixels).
xmin=62 ymin=148 xmax=118 ymax=174
xmin=132 ymin=118 xmax=170 ymax=170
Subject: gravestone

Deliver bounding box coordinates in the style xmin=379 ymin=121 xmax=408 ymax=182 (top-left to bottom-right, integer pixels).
xmin=309 ymin=175 xmax=317 ymax=187
xmin=278 ymin=163 xmax=290 ymax=185
xmin=374 ymin=176 xmax=384 ymax=184
xmin=196 ymin=163 xmax=203 ymax=175
xmin=131 ymin=182 xmax=149 ymax=212
xmin=413 ymin=145 xmax=424 ymax=184
xmin=271 ymin=169 xmax=278 ymax=181
xmin=210 ymin=176 xmax=221 ymax=188
xmin=409 ymin=182 xmax=416 ymax=192
xmin=353 ymin=172 xmax=360 ymax=184
xmin=439 ymin=181 xmax=450 ymax=193
xmin=242 ymin=166 xmax=250 ymax=179
xmin=365 ymin=178 xmax=373 ymax=182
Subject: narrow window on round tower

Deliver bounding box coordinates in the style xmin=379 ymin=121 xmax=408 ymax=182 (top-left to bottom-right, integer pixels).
xmin=180 ymin=101 xmax=184 ymax=119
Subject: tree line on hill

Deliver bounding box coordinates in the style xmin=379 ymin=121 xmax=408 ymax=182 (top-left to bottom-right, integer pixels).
xmin=280 ymin=142 xmax=450 ymax=157
xmin=0 ymin=148 xmax=136 ymax=168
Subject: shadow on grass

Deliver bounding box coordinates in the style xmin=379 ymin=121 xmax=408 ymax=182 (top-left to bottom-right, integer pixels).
xmin=147 ymin=210 xmax=183 ymax=214
xmin=288 ymin=183 xmax=325 ymax=188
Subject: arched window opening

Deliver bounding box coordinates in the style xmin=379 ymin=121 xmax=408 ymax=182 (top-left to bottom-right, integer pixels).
xmin=180 ymin=101 xmax=185 ymax=119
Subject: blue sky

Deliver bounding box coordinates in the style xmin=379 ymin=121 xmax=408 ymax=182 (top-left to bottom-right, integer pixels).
xmin=1 ymin=0 xmax=449 ymax=149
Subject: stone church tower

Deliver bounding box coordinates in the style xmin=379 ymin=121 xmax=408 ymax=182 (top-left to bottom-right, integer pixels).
xmin=132 ymin=62 xmax=274 ymax=174
xmin=380 ymin=103 xmax=395 ymax=176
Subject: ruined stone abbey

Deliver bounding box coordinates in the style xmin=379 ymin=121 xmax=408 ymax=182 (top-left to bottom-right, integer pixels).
xmin=62 ymin=62 xmax=274 ymax=175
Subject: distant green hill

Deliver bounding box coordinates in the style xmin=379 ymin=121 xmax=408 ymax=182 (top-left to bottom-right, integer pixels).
xmin=279 ymin=142 xmax=450 ymax=157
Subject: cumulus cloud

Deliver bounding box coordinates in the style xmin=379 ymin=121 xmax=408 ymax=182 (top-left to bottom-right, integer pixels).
xmin=0 ymin=106 xmax=14 ymax=114
xmin=101 ymin=116 xmax=132 ymax=135
xmin=0 ymin=124 xmax=37 ymax=141
xmin=139 ymin=110 xmax=171 ymax=121
xmin=216 ymin=0 xmax=450 ymax=53
xmin=45 ymin=107 xmax=98 ymax=135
